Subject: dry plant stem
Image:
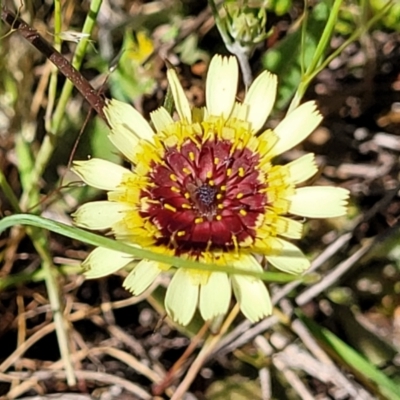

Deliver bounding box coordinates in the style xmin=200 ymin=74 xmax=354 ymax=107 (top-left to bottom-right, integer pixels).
xmin=0 ymin=7 xmax=105 ymax=119
xmin=171 ymin=304 xmax=240 ymax=400
xmin=153 ymin=321 xmax=210 ymax=396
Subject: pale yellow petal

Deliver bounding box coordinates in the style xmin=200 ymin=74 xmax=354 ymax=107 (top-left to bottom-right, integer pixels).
xmin=105 ymin=99 xmax=154 ymax=161
xmin=244 ymin=70 xmax=277 ymax=133
xmin=165 ymin=268 xmax=198 ymax=325
xmin=231 ymin=255 xmax=272 ymax=322
xmin=230 ymin=102 xmax=248 ymax=121
xmin=199 ymin=272 xmax=231 ymax=321
xmin=206 ymin=55 xmax=238 ymax=119
xmin=82 ymin=247 xmax=133 ymax=279
xmin=288 ymin=186 xmax=349 ymax=218
xmin=72 ymin=159 xmax=133 ymax=191
xmin=166 ymin=68 xmax=192 ymax=123
xmin=150 ymin=106 xmax=174 ymax=132
xmin=72 ymin=201 xmax=130 ymax=230
xmin=123 ymin=259 xmax=162 ymax=295
xmin=272 ymin=101 xmax=322 ymax=156
xmin=266 ymin=239 xmax=310 ymax=274
xmin=278 ymin=217 xmax=303 ymax=239
xmin=286 ymin=153 xmax=318 ymax=184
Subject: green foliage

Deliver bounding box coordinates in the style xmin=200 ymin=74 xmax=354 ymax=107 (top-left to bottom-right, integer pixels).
xmin=262 ymin=1 xmax=330 ymax=110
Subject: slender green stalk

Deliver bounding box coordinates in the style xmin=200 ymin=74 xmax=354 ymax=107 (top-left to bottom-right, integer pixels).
xmin=289 ymin=0 xmax=392 ymax=113
xmin=288 ymin=0 xmax=343 ymax=113
xmin=0 ymin=170 xmax=21 ymax=213
xmin=44 ymin=0 xmax=62 ymax=133
xmin=30 ymin=230 xmax=76 ymax=386
xmin=19 ymin=0 xmax=103 ymax=210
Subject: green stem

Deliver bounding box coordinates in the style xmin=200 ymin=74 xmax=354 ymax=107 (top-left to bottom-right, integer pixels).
xmin=288 ymin=0 xmax=343 ymax=113
xmin=19 ymin=0 xmax=103 ymax=210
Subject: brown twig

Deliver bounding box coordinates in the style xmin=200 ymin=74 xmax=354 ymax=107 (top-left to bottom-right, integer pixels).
xmin=0 ymin=6 xmax=106 ymax=120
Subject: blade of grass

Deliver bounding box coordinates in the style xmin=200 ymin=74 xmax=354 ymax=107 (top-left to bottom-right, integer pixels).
xmin=0 ymin=214 xmax=304 ymax=283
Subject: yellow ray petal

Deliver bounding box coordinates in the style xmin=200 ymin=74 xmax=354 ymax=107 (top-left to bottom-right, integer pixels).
xmin=288 ymin=186 xmax=350 ymax=218
xmin=166 ymin=68 xmax=192 ymax=123
xmin=82 ymin=247 xmax=133 ymax=279
xmin=266 ymin=239 xmax=310 ymax=274
xmin=244 ymin=70 xmax=277 ymax=134
xmin=123 ymin=259 xmax=162 ymax=295
xmin=165 ymin=268 xmax=198 ymax=325
xmin=72 ymin=201 xmax=130 ymax=230
xmin=199 ymin=272 xmax=231 ymax=321
xmin=272 ymin=101 xmax=322 ymax=156
xmin=72 ymin=159 xmax=133 ymax=191
xmin=206 ymin=55 xmax=238 ymax=119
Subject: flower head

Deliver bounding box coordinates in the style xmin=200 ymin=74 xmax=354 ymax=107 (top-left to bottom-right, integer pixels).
xmin=72 ymin=55 xmax=349 ymax=326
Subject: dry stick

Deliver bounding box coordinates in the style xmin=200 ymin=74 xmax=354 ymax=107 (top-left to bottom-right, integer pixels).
xmin=0 ymin=6 xmax=106 ymax=121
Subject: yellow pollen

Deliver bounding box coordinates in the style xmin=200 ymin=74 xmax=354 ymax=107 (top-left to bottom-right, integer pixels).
xmin=181 ymin=204 xmax=192 ymax=209
xmin=164 ymin=203 xmax=177 ymax=212
xmin=177 ymin=231 xmax=186 ymax=237
xmin=214 ymin=157 xmax=220 ymax=165
xmin=170 ymin=174 xmax=177 ymax=182
xmin=240 ymin=209 xmax=247 ymax=216
xmin=220 ymin=185 xmax=227 ymax=191
xmin=208 ymin=180 xmax=215 ymax=186
xmin=238 ymin=167 xmax=245 ymax=177
xmin=217 ymin=204 xmax=224 ymax=210
xmin=232 ymin=235 xmax=239 ymax=254
xmin=216 ymin=193 xmax=223 ymax=200
xmin=216 ymin=215 xmax=222 ymax=221
xmin=206 ymin=171 xmax=212 ymax=179
xmin=182 ymin=167 xmax=191 ymax=174
xmin=184 ymin=192 xmax=190 ymax=199
xmin=236 ymin=193 xmax=244 ymax=199
xmin=227 ymin=168 xmax=232 ymax=176
xmin=171 ymin=186 xmax=180 ymax=193
xmin=195 ymin=217 xmax=204 ymax=224
xmin=189 ymin=152 xmax=195 ymax=161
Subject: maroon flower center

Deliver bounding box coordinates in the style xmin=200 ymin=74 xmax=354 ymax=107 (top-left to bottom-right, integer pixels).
xmin=140 ymin=135 xmax=268 ymax=255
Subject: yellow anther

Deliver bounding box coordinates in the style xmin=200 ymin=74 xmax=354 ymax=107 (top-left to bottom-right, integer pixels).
xmin=195 ymin=217 xmax=204 ymax=224
xmin=177 ymin=231 xmax=186 ymax=237
xmin=184 ymin=192 xmax=190 ymax=199
xmin=217 ymin=204 xmax=224 ymax=210
xmin=240 ymin=209 xmax=247 ymax=216
xmin=189 ymin=152 xmax=195 ymax=161
xmin=208 ymin=180 xmax=215 ymax=186
xmin=216 ymin=215 xmax=222 ymax=221
xmin=171 ymin=186 xmax=180 ymax=193
xmin=220 ymin=185 xmax=227 ymax=191
xmin=216 ymin=193 xmax=223 ymax=200
xmin=182 ymin=167 xmax=191 ymax=174
xmin=238 ymin=167 xmax=245 ymax=177
xmin=232 ymin=235 xmax=239 ymax=253
xmin=227 ymin=168 xmax=232 ymax=177
xmin=181 ymin=204 xmax=192 ymax=209
xmin=164 ymin=203 xmax=177 ymax=212
xmin=170 ymin=174 xmax=177 ymax=182
xmin=236 ymin=193 xmax=243 ymax=199
xmin=214 ymin=157 xmax=220 ymax=165
xmin=206 ymin=171 xmax=212 ymax=179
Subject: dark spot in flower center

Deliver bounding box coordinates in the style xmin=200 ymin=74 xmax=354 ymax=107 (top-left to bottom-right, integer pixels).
xmin=197 ymin=184 xmax=217 ymax=207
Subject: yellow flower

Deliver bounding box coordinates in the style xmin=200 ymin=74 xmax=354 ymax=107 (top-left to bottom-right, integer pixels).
xmin=72 ymin=55 xmax=349 ymax=326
